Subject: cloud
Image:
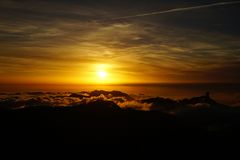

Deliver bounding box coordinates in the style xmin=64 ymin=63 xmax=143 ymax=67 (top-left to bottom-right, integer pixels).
xmin=81 ymin=94 xmax=109 ymax=104
xmin=0 ymin=92 xmax=83 ymax=109
xmin=0 ymin=90 xmax=134 ymax=110
xmin=111 ymin=1 xmax=240 ymax=20
xmin=117 ymin=100 xmax=151 ymax=111
xmin=0 ymin=90 xmax=150 ymax=111
xmin=189 ymin=103 xmax=210 ymax=108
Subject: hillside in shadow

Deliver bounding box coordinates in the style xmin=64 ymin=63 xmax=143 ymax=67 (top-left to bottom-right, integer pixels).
xmin=1 ymin=90 xmax=240 ymax=151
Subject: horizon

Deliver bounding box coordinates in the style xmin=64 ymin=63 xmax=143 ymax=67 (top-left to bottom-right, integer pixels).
xmin=1 ymin=82 xmax=239 ymax=106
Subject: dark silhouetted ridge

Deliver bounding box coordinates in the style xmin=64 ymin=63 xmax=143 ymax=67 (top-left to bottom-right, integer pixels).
xmin=1 ymin=91 xmax=240 ymax=151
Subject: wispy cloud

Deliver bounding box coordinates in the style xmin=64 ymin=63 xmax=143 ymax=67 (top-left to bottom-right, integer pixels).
xmin=111 ymin=1 xmax=240 ymax=20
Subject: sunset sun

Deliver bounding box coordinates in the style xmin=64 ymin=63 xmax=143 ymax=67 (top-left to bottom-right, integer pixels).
xmin=97 ymin=70 xmax=107 ymax=79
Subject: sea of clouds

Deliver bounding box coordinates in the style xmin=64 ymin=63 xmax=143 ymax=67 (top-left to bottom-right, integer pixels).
xmin=0 ymin=90 xmax=238 ymax=113
xmin=0 ymin=90 xmax=152 ymax=111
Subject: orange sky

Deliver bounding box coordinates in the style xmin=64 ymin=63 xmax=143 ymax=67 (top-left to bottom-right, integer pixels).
xmin=0 ymin=1 xmax=240 ymax=85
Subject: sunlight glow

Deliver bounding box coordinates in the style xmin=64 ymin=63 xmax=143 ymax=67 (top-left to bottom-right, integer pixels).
xmin=95 ymin=64 xmax=109 ymax=83
xmin=76 ymin=63 xmax=140 ymax=84
xmin=98 ymin=70 xmax=107 ymax=79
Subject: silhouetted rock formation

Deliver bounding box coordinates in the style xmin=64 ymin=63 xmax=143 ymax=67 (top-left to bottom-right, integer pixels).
xmin=89 ymin=90 xmax=133 ymax=100
xmin=180 ymin=92 xmax=217 ymax=107
xmin=79 ymin=99 xmax=122 ymax=112
xmin=142 ymin=97 xmax=178 ymax=111
xmin=27 ymin=92 xmax=45 ymax=95
xmin=141 ymin=92 xmax=225 ymax=113
xmin=69 ymin=93 xmax=90 ymax=99
xmin=0 ymin=98 xmax=23 ymax=110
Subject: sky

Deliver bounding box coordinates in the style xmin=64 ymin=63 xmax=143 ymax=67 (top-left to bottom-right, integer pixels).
xmin=0 ymin=0 xmax=240 ymax=84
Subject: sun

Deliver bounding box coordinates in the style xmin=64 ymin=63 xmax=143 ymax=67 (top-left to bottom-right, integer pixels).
xmin=97 ymin=70 xmax=107 ymax=79
xmin=93 ymin=64 xmax=111 ymax=83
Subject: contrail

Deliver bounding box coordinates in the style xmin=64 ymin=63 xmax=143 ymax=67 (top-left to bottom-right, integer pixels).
xmin=111 ymin=1 xmax=240 ymax=20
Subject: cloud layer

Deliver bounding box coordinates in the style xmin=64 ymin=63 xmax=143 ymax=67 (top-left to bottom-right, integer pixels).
xmin=0 ymin=90 xmax=238 ymax=114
